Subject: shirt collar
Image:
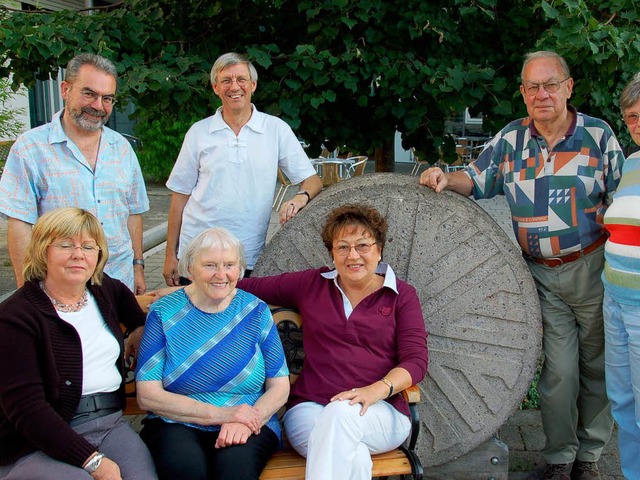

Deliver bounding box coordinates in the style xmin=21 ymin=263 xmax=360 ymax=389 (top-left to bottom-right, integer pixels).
xmin=321 ymin=261 xmax=399 ymax=294
xmin=210 ymin=104 xmax=264 ymax=134
xmin=48 ymin=110 xmax=69 ymax=145
xmin=529 ymin=104 xmax=578 ymax=139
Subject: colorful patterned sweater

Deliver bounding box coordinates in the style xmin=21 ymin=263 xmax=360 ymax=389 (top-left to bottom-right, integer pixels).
xmin=603 ymin=150 xmax=640 ymax=304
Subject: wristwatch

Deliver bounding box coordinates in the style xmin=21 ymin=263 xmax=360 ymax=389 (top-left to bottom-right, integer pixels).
xmin=295 ymin=190 xmax=311 ymax=204
xmin=133 ymin=258 xmax=145 ymax=268
xmin=84 ymin=453 xmax=106 ymax=474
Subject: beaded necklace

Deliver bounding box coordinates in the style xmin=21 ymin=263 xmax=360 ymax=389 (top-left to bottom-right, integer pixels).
xmin=39 ymin=281 xmax=88 ymax=313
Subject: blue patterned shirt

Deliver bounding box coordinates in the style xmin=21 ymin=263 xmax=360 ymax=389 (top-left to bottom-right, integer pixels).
xmin=136 ymin=288 xmax=289 ymax=439
xmin=0 ymin=110 xmax=149 ymax=289
xmin=466 ymin=106 xmax=624 ymax=258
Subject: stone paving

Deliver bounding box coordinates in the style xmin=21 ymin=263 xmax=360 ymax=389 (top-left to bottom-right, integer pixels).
xmin=0 ymin=162 xmax=624 ymax=478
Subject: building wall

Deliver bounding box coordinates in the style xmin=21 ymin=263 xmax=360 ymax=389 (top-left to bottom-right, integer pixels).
xmin=1 ymin=1 xmax=30 ymax=140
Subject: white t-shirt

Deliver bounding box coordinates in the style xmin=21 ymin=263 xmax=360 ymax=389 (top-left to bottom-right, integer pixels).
xmin=166 ymin=105 xmax=316 ymax=268
xmin=58 ymin=292 xmax=120 ymax=395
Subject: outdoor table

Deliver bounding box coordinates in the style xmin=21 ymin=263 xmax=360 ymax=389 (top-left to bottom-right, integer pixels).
xmin=310 ymin=157 xmax=355 ymax=186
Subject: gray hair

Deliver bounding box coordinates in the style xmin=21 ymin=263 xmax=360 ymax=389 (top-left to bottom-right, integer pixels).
xmin=521 ymin=51 xmax=571 ymax=82
xmin=65 ymin=53 xmax=118 ymax=83
xmin=210 ymin=52 xmax=258 ymax=85
xmin=620 ymin=72 xmax=640 ymax=113
xmin=178 ymin=227 xmax=247 ymax=279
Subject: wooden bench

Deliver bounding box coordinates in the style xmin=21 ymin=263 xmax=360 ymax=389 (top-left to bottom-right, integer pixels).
xmin=124 ymin=297 xmax=423 ymax=480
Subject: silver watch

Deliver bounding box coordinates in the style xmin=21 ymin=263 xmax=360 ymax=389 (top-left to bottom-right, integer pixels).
xmin=84 ymin=453 xmax=105 ymax=474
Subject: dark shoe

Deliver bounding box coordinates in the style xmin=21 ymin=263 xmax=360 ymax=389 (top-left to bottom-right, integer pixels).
xmin=571 ymin=461 xmax=601 ymax=480
xmin=543 ymin=463 xmax=573 ymax=480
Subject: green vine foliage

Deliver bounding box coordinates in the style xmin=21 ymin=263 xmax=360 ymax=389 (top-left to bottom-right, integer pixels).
xmin=0 ymin=78 xmax=25 ymax=139
xmin=135 ymin=115 xmax=201 ymax=181
xmin=0 ymin=0 xmax=639 ymax=178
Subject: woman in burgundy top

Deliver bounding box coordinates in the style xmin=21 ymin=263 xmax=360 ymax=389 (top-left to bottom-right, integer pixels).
xmin=239 ymin=204 xmax=428 ymax=480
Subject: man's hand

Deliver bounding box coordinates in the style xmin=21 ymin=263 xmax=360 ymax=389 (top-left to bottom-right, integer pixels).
xmin=215 ymin=422 xmax=252 ymax=448
xmin=124 ymin=326 xmax=144 ymax=370
xmin=163 ymin=253 xmax=181 ymax=286
xmin=419 ymin=167 xmax=448 ymax=193
xmin=279 ymin=194 xmax=308 ymax=225
xmin=146 ymin=287 xmax=182 ymax=303
xmin=133 ymin=266 xmax=146 ymax=295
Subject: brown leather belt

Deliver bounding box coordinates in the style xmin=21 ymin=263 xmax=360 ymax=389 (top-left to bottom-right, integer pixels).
xmin=525 ymin=235 xmax=607 ymax=267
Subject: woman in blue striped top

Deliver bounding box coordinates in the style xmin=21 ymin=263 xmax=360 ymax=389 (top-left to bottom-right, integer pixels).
xmin=135 ymin=228 xmax=290 ymax=480
xmin=602 ymin=73 xmax=640 ymax=480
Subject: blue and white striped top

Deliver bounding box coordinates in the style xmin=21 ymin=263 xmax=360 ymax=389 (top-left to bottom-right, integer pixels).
xmin=136 ymin=288 xmax=289 ymax=438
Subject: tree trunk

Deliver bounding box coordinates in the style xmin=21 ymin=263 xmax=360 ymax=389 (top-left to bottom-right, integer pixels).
xmin=374 ymin=139 xmax=395 ymax=172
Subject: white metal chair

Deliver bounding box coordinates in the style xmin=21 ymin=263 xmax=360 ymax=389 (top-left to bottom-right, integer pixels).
xmin=410 ymin=148 xmax=430 ymax=176
xmin=345 ymin=156 xmax=368 ymax=177
xmin=273 ymin=168 xmax=295 ymax=210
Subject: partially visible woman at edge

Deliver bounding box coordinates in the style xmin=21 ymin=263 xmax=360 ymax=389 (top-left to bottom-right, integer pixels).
xmin=135 ymin=227 xmax=290 ymax=480
xmin=238 ymin=203 xmax=429 ymax=480
xmin=602 ymin=73 xmax=640 ymax=479
xmin=0 ymin=207 xmax=156 ymax=480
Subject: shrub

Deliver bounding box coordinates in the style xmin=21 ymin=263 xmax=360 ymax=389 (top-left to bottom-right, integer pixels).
xmin=135 ymin=115 xmax=199 ymax=182
xmin=520 ymin=356 xmax=543 ymax=410
xmin=0 ymin=78 xmax=25 ymax=140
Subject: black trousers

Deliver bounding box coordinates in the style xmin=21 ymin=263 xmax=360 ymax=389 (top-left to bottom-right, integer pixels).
xmin=140 ymin=417 xmax=278 ymax=480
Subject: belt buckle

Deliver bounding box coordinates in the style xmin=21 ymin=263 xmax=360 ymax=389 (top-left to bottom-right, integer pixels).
xmin=85 ymin=394 xmax=99 ymax=412
xmin=544 ymin=257 xmax=564 ymax=267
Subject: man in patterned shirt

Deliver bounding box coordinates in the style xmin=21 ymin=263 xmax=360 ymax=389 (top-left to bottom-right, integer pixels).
xmin=420 ymin=51 xmax=624 ymax=480
xmin=0 ymin=53 xmax=149 ymax=293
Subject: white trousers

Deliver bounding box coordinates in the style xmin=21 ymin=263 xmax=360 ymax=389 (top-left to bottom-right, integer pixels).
xmin=283 ymin=400 xmax=411 ymax=480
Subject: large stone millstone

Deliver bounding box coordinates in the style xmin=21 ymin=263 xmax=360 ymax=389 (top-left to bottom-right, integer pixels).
xmin=254 ymin=173 xmax=542 ymax=467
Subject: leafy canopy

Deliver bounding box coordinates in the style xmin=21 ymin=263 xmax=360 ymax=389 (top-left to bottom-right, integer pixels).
xmin=0 ymin=0 xmax=638 ymax=178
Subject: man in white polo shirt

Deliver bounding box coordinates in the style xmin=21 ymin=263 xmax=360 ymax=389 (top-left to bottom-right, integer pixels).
xmin=163 ymin=52 xmax=322 ymax=283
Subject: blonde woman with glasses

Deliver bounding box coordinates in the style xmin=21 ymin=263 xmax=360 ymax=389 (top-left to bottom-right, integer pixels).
xmin=0 ymin=207 xmax=156 ymax=480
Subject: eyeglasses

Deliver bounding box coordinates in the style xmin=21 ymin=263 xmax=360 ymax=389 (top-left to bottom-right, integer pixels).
xmin=522 ymin=77 xmax=570 ymax=96
xmin=217 ymin=76 xmax=250 ymax=88
xmin=51 ymin=242 xmax=101 ymax=255
xmin=78 ymin=88 xmax=117 ymax=106
xmin=333 ymin=242 xmax=377 ymax=257
xmin=623 ymin=113 xmax=640 ymax=126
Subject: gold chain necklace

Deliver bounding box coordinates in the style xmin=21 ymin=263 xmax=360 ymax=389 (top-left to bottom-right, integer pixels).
xmin=39 ymin=282 xmax=88 ymax=313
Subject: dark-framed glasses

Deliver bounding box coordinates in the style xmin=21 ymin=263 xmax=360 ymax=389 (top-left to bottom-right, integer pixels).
xmin=79 ymin=88 xmax=117 ymax=106
xmin=522 ymin=77 xmax=570 ymax=96
xmin=51 ymin=242 xmax=101 ymax=255
xmin=333 ymin=242 xmax=377 ymax=257
xmin=623 ymin=113 xmax=640 ymax=126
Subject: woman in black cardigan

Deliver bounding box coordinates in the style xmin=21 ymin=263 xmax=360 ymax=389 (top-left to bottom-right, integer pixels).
xmin=0 ymin=207 xmax=156 ymax=480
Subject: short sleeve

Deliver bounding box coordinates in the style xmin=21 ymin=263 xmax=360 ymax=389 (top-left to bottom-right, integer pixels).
xmin=135 ymin=307 xmax=166 ymax=382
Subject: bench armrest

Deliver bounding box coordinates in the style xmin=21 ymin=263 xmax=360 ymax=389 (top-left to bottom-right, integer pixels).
xmin=401 ymin=384 xmax=421 ymax=404
xmin=401 ymin=384 xmax=421 ymax=453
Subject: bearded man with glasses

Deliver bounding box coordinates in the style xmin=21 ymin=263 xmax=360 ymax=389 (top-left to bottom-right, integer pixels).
xmin=420 ymin=50 xmax=624 ymax=480
xmin=0 ymin=53 xmax=149 ymax=294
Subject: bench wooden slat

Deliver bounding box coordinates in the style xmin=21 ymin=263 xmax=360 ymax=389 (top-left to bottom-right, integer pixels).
xmin=260 ymin=449 xmax=412 ymax=479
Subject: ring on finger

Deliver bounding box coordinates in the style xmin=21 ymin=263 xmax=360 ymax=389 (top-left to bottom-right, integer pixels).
xmin=351 ymin=388 xmax=357 ymax=392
